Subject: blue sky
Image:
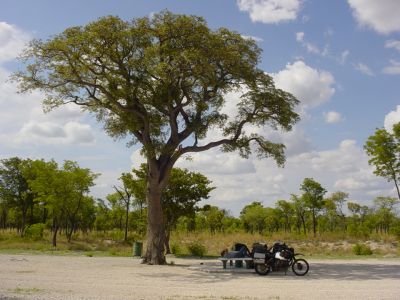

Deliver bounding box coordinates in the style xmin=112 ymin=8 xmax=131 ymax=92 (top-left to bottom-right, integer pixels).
xmin=1 ymin=0 xmax=400 ymax=215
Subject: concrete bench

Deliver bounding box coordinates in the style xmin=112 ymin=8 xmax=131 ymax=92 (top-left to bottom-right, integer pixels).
xmin=219 ymin=257 xmax=253 ymax=269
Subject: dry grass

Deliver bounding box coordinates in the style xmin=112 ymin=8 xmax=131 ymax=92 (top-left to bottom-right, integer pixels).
xmin=170 ymin=231 xmax=400 ymax=258
xmin=1 ymin=229 xmax=399 ymax=258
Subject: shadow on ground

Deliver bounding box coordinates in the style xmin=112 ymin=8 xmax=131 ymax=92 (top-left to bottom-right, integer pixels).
xmin=138 ymin=260 xmax=400 ymax=284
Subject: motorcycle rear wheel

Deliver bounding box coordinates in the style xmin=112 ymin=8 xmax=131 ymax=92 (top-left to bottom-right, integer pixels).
xmin=292 ymin=258 xmax=309 ymax=276
xmin=255 ymin=263 xmax=270 ymax=276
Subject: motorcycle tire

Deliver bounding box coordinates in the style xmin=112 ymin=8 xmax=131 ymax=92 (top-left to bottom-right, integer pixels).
xmin=255 ymin=263 xmax=270 ymax=276
xmin=292 ymin=258 xmax=309 ymax=276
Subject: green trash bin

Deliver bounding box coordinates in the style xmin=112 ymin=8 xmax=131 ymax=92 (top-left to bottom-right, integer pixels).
xmin=133 ymin=241 xmax=143 ymax=257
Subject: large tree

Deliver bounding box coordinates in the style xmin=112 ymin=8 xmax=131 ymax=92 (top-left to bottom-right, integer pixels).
xmin=364 ymin=123 xmax=400 ymax=200
xmin=15 ymin=12 xmax=299 ymax=264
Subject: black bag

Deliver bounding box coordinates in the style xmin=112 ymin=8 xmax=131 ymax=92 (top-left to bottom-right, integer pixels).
xmin=252 ymin=242 xmax=268 ymax=254
xmin=272 ymin=242 xmax=288 ymax=253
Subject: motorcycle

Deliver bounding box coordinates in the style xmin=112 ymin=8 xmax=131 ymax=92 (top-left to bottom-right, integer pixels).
xmin=253 ymin=242 xmax=309 ymax=276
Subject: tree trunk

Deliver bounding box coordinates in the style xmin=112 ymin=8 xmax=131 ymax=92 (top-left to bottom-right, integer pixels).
xmin=52 ymin=218 xmax=59 ymax=248
xmin=124 ymin=202 xmax=129 ymax=242
xmin=393 ymin=175 xmax=400 ymax=200
xmin=29 ymin=203 xmax=34 ymax=225
xmin=20 ymin=208 xmax=27 ymax=237
xmin=312 ymin=209 xmax=317 ymax=237
xmin=143 ymin=186 xmax=166 ymax=264
xmin=42 ymin=207 xmax=47 ymax=224
xmin=300 ymin=214 xmax=306 ymax=235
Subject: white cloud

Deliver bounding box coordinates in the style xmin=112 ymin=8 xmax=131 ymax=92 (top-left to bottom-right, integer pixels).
xmin=307 ymin=140 xmax=363 ymax=173
xmin=17 ymin=121 xmax=95 ymax=145
xmin=348 ymin=0 xmax=400 ymax=34
xmin=385 ymin=39 xmax=400 ymax=52
xmin=272 ymin=60 xmax=335 ymax=109
xmin=0 ymin=22 xmax=30 ymax=63
xmin=296 ymin=31 xmax=304 ymax=42
xmin=241 ymin=35 xmax=264 ymax=42
xmin=130 ymin=148 xmax=146 ymax=171
xmin=334 ymin=177 xmax=366 ymax=190
xmin=353 ymin=62 xmax=374 ymax=76
xmin=177 ymin=149 xmax=256 ymax=175
xmin=237 ymin=0 xmax=302 ymax=24
xmin=324 ymin=111 xmax=342 ymax=124
xmin=382 ymin=60 xmax=400 ymax=75
xmin=0 ymin=64 xmax=95 ymax=148
xmin=171 ymin=138 xmax=394 ymax=215
xmin=295 ymin=31 xmax=326 ymax=56
xmin=384 ymin=105 xmax=400 ymax=132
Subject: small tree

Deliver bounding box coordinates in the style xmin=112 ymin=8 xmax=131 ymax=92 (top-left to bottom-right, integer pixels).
xmin=300 ymin=178 xmax=327 ymax=237
xmin=29 ymin=160 xmax=97 ymax=246
xmin=275 ymin=199 xmax=294 ymax=233
xmin=291 ymin=194 xmax=308 ymax=234
xmin=15 ymin=12 xmax=299 ymax=264
xmin=112 ymin=173 xmax=137 ymax=242
xmin=373 ymin=196 xmax=399 ymax=233
xmin=0 ymin=157 xmax=34 ymax=236
xmin=240 ymin=202 xmax=267 ymax=234
xmin=364 ymin=123 xmax=400 ymax=199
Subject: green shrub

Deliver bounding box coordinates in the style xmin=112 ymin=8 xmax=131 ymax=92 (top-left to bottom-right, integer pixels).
xmin=24 ymin=223 xmax=45 ymax=240
xmin=170 ymin=243 xmax=181 ymax=255
xmin=187 ymin=241 xmax=206 ymax=257
xmin=353 ymin=243 xmax=373 ymax=255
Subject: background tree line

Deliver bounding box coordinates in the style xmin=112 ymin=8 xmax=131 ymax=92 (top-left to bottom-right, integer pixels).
xmin=2 ymin=157 xmax=399 ymax=248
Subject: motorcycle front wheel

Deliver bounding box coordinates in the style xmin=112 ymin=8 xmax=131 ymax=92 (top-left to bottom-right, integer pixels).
xmin=291 ymin=258 xmax=309 ymax=276
xmin=255 ymin=263 xmax=270 ymax=276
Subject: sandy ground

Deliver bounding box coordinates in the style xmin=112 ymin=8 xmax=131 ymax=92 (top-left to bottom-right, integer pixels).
xmin=0 ymin=254 xmax=399 ymax=300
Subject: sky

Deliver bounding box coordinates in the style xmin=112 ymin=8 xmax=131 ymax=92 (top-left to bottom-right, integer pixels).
xmin=1 ymin=0 xmax=400 ymax=216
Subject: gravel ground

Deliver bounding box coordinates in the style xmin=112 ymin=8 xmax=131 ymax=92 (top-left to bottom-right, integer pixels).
xmin=0 ymin=254 xmax=399 ymax=299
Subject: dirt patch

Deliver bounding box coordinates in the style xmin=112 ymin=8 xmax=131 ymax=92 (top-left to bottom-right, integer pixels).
xmin=1 ymin=254 xmax=399 ymax=299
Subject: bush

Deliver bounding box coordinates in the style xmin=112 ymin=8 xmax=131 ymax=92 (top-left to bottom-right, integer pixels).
xmin=187 ymin=241 xmax=206 ymax=257
xmin=170 ymin=243 xmax=181 ymax=255
xmin=24 ymin=223 xmax=45 ymax=240
xmin=353 ymin=243 xmax=373 ymax=255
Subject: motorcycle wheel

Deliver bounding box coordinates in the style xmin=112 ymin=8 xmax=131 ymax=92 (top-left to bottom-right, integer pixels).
xmin=291 ymin=258 xmax=309 ymax=276
xmin=255 ymin=263 xmax=270 ymax=276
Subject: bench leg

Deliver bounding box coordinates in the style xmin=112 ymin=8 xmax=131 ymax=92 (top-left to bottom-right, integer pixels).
xmin=222 ymin=260 xmax=227 ymax=269
xmin=235 ymin=260 xmax=243 ymax=268
xmin=229 ymin=260 xmax=233 ymax=266
xmin=245 ymin=260 xmax=252 ymax=269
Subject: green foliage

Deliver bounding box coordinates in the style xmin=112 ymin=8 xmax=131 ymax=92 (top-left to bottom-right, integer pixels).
xmin=170 ymin=243 xmax=182 ymax=255
xmin=24 ymin=223 xmax=45 ymax=240
xmin=240 ymin=202 xmax=268 ymax=234
xmin=353 ymin=243 xmax=373 ymax=255
xmin=15 ymin=12 xmax=299 ymax=161
xmin=300 ymin=178 xmax=327 ymax=237
xmin=364 ymin=123 xmax=400 ymax=199
xmin=187 ymin=241 xmax=206 ymax=257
